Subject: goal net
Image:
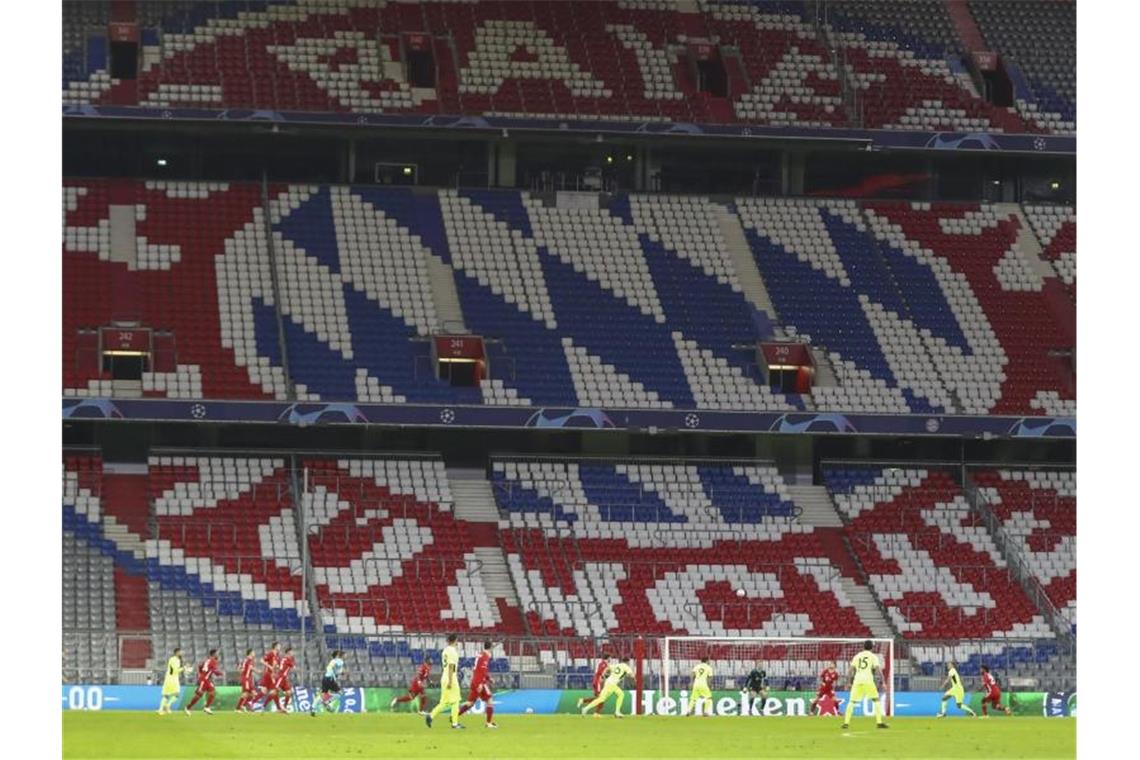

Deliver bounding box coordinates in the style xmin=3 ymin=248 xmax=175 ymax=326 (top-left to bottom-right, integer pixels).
xmin=660 ymin=636 xmax=894 ymax=716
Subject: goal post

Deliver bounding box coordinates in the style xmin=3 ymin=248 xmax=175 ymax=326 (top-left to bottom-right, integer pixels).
xmin=660 ymin=636 xmax=894 ymax=717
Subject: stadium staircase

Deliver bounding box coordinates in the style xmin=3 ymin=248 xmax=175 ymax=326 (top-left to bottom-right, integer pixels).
xmin=448 ymin=467 xmax=527 ymax=634
xmin=786 ymin=484 xmax=843 ymax=528
xmin=715 ymin=203 xmax=783 ymax=334
xmin=788 ymin=482 xmax=901 ymax=651
xmin=800 ymin=475 xmax=912 ymax=672
xmin=426 ymin=248 xmax=468 ymax=333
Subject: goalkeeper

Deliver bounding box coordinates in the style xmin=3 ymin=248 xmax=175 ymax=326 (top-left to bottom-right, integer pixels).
xmin=744 ymin=662 xmax=768 ymax=715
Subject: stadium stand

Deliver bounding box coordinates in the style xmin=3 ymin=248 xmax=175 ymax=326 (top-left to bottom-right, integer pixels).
xmin=969 ymin=0 xmax=1076 ymax=133
xmin=301 ymin=457 xmax=506 ymax=636
xmin=1023 ymin=203 xmax=1075 ymax=297
xmin=62 ymin=0 xmax=1071 ymax=131
xmin=494 ymin=458 xmax=867 ymax=640
xmin=861 ymin=201 xmax=1074 ymax=416
xmin=63 ymin=452 xmax=1075 ymax=689
xmin=60 ymin=5 xmax=1077 ymax=702
xmin=823 ymin=465 xmax=1055 ymax=641
xmin=63 ymin=179 xmax=290 ymax=400
xmin=971 ymin=468 xmax=1075 ymax=631
xmin=64 ymin=180 xmax=1075 ymax=416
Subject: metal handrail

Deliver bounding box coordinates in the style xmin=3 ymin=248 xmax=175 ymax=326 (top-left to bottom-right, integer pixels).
xmin=967 ymin=485 xmax=1073 ymax=638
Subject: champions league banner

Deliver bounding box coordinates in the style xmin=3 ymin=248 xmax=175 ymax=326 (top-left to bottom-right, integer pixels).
xmin=63 ymin=398 xmax=1075 ymax=441
xmin=62 ymin=686 xmax=1071 ymax=717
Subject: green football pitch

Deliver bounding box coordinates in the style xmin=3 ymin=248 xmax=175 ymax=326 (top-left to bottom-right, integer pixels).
xmin=63 ymin=713 xmax=1075 ymax=759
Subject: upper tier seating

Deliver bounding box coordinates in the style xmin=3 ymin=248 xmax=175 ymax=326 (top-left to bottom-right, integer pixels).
xmin=63 ymin=179 xmax=289 ymax=400
xmin=443 ymin=189 xmax=790 ymax=410
xmin=494 ymin=458 xmax=868 ymax=639
xmin=63 ymin=182 xmax=1075 ymax=417
xmin=861 ymin=201 xmax=1074 ymax=416
xmin=971 ymin=468 xmax=1075 ymax=630
xmin=63 ymin=0 xmax=1070 ymax=132
xmin=970 ymin=0 xmax=1075 ymax=132
xmin=824 ymin=466 xmax=1055 ymax=641
xmin=265 ymin=185 xmax=481 ymax=404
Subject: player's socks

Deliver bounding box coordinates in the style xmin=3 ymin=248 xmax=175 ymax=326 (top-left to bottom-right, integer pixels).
xmin=272 ymin=695 xmax=284 ymax=713
xmin=485 ymin=706 xmax=494 ymax=725
xmin=206 ymin=691 xmax=215 ymax=708
xmin=418 ymin=695 xmax=426 ymax=713
xmin=873 ymin=698 xmax=884 ymax=725
xmin=282 ymin=692 xmax=291 ymax=711
xmin=187 ymin=692 xmax=200 ymax=710
xmin=843 ymin=698 xmax=856 ymax=726
xmin=614 ymin=691 xmax=625 ymax=716
xmin=458 ymin=703 xmax=471 ymax=716
xmin=451 ymin=702 xmax=460 ymax=726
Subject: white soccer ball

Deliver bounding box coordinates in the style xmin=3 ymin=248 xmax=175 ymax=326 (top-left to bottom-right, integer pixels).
xmin=525 ymin=707 xmax=534 ymax=714
xmin=735 ymin=588 xmax=746 ymax=597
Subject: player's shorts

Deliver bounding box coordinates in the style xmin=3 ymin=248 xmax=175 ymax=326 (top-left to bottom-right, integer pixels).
xmin=944 ymin=687 xmax=966 ymax=705
xmin=982 ymin=689 xmax=1001 ymax=705
xmin=241 ymin=678 xmax=255 ymax=693
xmin=849 ymin=682 xmax=880 ymax=702
xmin=321 ymin=677 xmax=341 ymax=694
xmin=690 ymin=685 xmax=712 ymax=701
xmin=162 ymin=678 xmax=181 ymax=698
xmin=195 ymin=680 xmax=216 ymax=693
xmin=594 ymin=683 xmax=622 ymax=703
xmin=408 ymin=679 xmax=425 ymax=695
xmin=466 ymin=682 xmax=492 ymax=703
xmin=814 ymin=685 xmax=834 ymax=698
xmin=276 ymin=679 xmax=292 ymax=693
xmin=260 ymin=675 xmax=277 ymax=690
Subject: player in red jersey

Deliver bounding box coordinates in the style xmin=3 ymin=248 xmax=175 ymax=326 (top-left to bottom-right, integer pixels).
xmin=979 ymin=665 xmax=1011 ymax=717
xmin=184 ymin=649 xmax=223 ymax=714
xmin=235 ymin=649 xmax=257 ymax=712
xmin=815 ymin=691 xmax=845 ymax=717
xmin=457 ymin=641 xmax=498 ymax=728
xmin=257 ymin=641 xmax=285 ymax=713
xmin=275 ymin=647 xmax=297 ymax=713
xmin=576 ymin=653 xmax=610 ymax=717
xmin=811 ymin=661 xmax=840 ymax=715
xmin=391 ymin=655 xmax=433 ymax=714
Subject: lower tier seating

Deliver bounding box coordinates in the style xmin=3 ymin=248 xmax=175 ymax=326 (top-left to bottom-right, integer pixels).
xmin=824 ymin=466 xmax=1055 ymax=640
xmin=971 ymin=468 xmax=1075 ymax=630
